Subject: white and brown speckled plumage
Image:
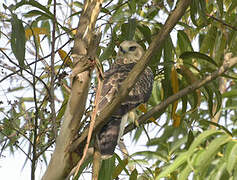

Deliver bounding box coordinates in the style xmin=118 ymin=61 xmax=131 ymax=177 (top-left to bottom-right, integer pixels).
xmin=97 ymin=41 xmax=154 ymax=159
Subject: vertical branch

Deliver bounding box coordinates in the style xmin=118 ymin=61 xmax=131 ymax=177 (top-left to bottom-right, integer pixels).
xmin=42 ymin=1 xmax=104 ymax=179
xmin=31 ymin=25 xmax=40 ymax=180
xmin=50 ymin=0 xmax=57 ymax=136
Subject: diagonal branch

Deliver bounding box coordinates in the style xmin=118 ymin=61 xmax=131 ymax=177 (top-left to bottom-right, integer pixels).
xmin=70 ymin=0 xmax=192 ymax=153
xmin=124 ymin=55 xmax=237 ymax=134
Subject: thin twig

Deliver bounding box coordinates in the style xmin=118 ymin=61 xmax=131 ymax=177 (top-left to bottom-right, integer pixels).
xmin=206 ymin=13 xmax=237 ymax=31
xmin=31 ymin=23 xmax=40 ymax=180
xmin=0 ymin=48 xmax=50 ymax=94
xmin=0 ymin=38 xmax=73 ymax=83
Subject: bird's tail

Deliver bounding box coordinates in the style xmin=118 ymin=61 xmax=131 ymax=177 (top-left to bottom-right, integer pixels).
xmin=97 ymin=116 xmax=121 ymax=159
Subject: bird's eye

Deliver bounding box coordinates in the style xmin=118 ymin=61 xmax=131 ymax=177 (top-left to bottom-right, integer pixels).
xmin=129 ymin=46 xmax=137 ymax=51
xmin=119 ymin=46 xmax=126 ymax=54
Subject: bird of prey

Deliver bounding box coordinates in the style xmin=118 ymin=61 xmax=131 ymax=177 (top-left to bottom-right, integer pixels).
xmin=97 ymin=40 xmax=154 ymax=159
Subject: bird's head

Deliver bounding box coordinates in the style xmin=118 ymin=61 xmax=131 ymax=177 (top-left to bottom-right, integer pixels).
xmin=116 ymin=40 xmax=144 ymax=64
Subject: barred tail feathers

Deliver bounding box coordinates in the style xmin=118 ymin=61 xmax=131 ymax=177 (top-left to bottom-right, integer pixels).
xmin=97 ymin=116 xmax=121 ymax=159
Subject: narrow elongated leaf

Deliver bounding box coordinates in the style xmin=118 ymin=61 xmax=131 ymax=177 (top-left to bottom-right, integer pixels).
xmin=217 ymin=0 xmax=224 ymax=17
xmin=178 ymin=65 xmax=201 ymax=112
xmin=11 ymin=0 xmax=53 ymax=18
xmin=199 ymin=120 xmax=232 ymax=136
xmin=127 ymin=18 xmax=136 ymax=40
xmin=194 ymin=134 xmax=230 ymax=171
xmin=137 ymin=24 xmax=151 ymax=43
xmin=190 ymin=0 xmax=198 ymax=26
xmin=100 ymin=42 xmax=115 ymax=61
xmin=132 ymin=151 xmax=168 ymax=162
xmin=177 ymin=30 xmax=193 ymax=53
xmin=187 ymin=129 xmax=224 ymax=155
xmin=227 ymin=1 xmax=237 ymax=13
xmin=180 ymin=51 xmax=218 ymax=67
xmin=128 ymin=0 xmax=136 ymax=14
xmin=25 ymin=27 xmax=49 ymax=40
xmin=203 ymin=85 xmax=214 ymax=117
xmin=120 ymin=19 xmax=137 ymax=41
xmin=130 ymin=169 xmax=138 ymax=180
xmin=156 ymin=151 xmax=188 ymax=179
xmin=212 ymin=162 xmax=229 ymax=180
xmin=200 ymin=25 xmax=217 ymax=54
xmin=226 ymin=142 xmax=237 ymax=174
xmin=11 ymin=14 xmax=25 ymax=69
xmin=178 ymin=163 xmax=192 ymax=179
xmin=99 ymin=156 xmax=116 ymax=180
xmin=163 ymin=36 xmax=174 ymax=99
xmin=170 ymin=136 xmax=187 ymax=154
xmin=212 ymin=83 xmax=222 ymax=116
xmin=112 ymin=156 xmax=128 ymax=179
xmin=58 ymin=49 xmax=73 ymax=68
xmin=24 ymin=10 xmax=53 ymax=19
xmin=222 ymin=90 xmax=237 ymax=98
xmin=171 ymin=67 xmax=180 ymax=127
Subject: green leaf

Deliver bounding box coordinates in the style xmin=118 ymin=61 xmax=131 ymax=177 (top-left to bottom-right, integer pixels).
xmin=227 ymin=1 xmax=237 ymax=13
xmin=199 ymin=120 xmax=232 ymax=136
xmin=178 ymin=163 xmax=192 ymax=179
xmin=156 ymin=151 xmax=188 ymax=179
xmin=181 ymin=95 xmax=188 ymax=115
xmin=222 ymin=90 xmax=237 ymax=98
xmin=99 ymin=156 xmax=116 ymax=180
xmin=56 ymin=99 xmax=68 ymax=121
xmin=132 ymin=151 xmax=168 ymax=162
xmin=130 ymin=169 xmax=138 ymax=180
xmin=177 ymin=30 xmax=194 ymax=53
xmin=11 ymin=14 xmax=26 ymax=69
xmin=100 ymin=7 xmax=110 ymax=14
xmin=187 ymin=129 xmax=224 ymax=155
xmin=211 ymin=161 xmax=229 ymax=180
xmin=215 ymin=34 xmax=226 ymax=65
xmin=112 ymin=155 xmax=129 ymax=179
xmin=100 ymin=42 xmax=115 ymax=61
xmin=73 ymin=156 xmax=93 ymax=179
xmin=217 ymin=1 xmax=224 ymax=17
xmin=120 ymin=19 xmax=137 ymax=41
xmin=194 ymin=134 xmax=230 ymax=172
xmin=8 ymin=86 xmax=25 ymax=92
xmin=186 ymin=130 xmax=194 ymax=149
xmin=11 ymin=0 xmax=53 ymax=18
xmin=190 ymin=0 xmax=198 ymax=26
xmin=226 ymin=141 xmax=237 ymax=174
xmin=24 ymin=10 xmax=53 ymax=19
xmin=198 ymin=0 xmax=208 ymax=25
xmin=200 ymin=25 xmax=217 ymax=54
xmin=170 ymin=136 xmax=187 ymax=154
xmin=137 ymin=24 xmax=151 ymax=43
xmin=180 ymin=51 xmax=218 ymax=67
xmin=203 ymin=85 xmax=214 ymax=117
xmin=212 ymin=83 xmax=222 ymax=116
xmin=163 ymin=36 xmax=174 ymax=99
xmin=127 ymin=18 xmax=137 ymax=40
xmin=128 ymin=0 xmax=136 ymax=14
